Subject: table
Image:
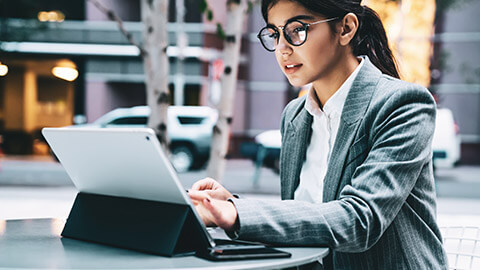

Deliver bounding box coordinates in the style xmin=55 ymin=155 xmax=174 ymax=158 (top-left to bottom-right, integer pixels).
xmin=0 ymin=218 xmax=329 ymax=270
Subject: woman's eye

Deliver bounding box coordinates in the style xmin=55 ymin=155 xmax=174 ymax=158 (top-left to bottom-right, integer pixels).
xmin=269 ymin=32 xmax=278 ymax=39
xmin=293 ymin=27 xmax=305 ymax=33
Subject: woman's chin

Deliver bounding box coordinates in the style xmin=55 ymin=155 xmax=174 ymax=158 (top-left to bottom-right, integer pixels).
xmin=286 ymin=78 xmax=305 ymax=88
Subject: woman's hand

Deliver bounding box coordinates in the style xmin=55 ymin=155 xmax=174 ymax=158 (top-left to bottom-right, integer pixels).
xmin=190 ymin=177 xmax=234 ymax=201
xmin=188 ymin=191 xmax=238 ymax=231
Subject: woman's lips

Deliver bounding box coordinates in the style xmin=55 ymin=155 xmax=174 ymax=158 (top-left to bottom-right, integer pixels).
xmin=284 ymin=64 xmax=302 ymax=74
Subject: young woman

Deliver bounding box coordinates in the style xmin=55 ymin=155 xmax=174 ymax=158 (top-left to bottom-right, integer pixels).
xmin=189 ymin=0 xmax=448 ymax=268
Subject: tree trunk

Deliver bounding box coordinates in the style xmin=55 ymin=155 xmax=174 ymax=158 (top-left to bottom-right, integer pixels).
xmin=141 ymin=0 xmax=170 ymax=153
xmin=206 ymin=0 xmax=247 ymax=181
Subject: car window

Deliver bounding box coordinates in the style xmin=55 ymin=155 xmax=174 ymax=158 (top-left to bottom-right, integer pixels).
xmin=108 ymin=117 xmax=148 ymax=125
xmin=177 ymin=116 xmax=206 ymax=125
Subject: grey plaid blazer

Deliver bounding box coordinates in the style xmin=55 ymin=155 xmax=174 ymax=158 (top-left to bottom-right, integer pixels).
xmin=232 ymin=57 xmax=448 ymax=269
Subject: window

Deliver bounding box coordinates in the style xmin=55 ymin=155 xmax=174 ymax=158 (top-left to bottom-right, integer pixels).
xmin=108 ymin=117 xmax=147 ymax=125
xmin=177 ymin=116 xmax=205 ymax=125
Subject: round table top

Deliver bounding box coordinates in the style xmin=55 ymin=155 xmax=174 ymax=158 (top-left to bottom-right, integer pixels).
xmin=0 ymin=218 xmax=329 ymax=270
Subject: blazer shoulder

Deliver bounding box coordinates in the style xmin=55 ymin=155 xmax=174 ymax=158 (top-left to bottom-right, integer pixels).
xmin=373 ymin=74 xmax=436 ymax=107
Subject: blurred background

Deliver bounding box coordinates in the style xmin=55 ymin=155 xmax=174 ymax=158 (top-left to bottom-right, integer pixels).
xmin=0 ymin=0 xmax=479 ymax=227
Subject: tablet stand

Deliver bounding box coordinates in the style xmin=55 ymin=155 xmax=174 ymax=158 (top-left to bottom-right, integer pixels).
xmin=61 ymin=192 xmax=208 ymax=256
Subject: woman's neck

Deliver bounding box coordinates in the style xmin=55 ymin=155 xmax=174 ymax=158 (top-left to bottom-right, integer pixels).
xmin=311 ymin=55 xmax=360 ymax=107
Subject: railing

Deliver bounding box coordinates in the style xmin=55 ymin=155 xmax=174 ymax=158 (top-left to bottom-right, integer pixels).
xmin=1 ymin=19 xmax=213 ymax=46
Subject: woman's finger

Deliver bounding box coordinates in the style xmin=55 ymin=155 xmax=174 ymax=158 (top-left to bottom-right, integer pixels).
xmin=191 ymin=178 xmax=216 ymax=191
xmin=188 ymin=190 xmax=210 ymax=201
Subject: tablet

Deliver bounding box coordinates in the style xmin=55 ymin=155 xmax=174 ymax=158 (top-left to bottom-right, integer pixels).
xmin=42 ymin=127 xmax=290 ymax=260
xmin=43 ymin=128 xmax=189 ymax=205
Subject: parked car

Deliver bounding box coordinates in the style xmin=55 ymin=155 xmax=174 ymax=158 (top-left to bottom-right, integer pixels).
xmin=66 ymin=106 xmax=218 ymax=172
xmin=253 ymin=130 xmax=282 ymax=173
xmin=432 ymin=107 xmax=461 ymax=168
xmin=252 ymin=107 xmax=460 ymax=173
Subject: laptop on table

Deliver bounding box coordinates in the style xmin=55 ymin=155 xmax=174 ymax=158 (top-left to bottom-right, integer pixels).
xmin=42 ymin=127 xmax=291 ymax=260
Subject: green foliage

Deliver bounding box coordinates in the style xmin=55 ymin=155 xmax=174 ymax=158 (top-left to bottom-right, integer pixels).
xmin=207 ymin=9 xmax=213 ymax=21
xmin=438 ymin=49 xmax=452 ymax=74
xmin=247 ymin=1 xmax=254 ymax=13
xmin=199 ymin=0 xmax=208 ymax=13
xmin=199 ymin=0 xmax=214 ymax=22
xmin=436 ymin=0 xmax=473 ymax=13
xmin=199 ymin=0 xmax=259 ymax=39
xmin=0 ymin=18 xmax=48 ymax=42
xmin=216 ymin=23 xmax=226 ymax=40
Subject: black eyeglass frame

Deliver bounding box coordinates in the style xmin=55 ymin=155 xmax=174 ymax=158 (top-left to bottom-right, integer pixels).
xmin=257 ymin=17 xmax=339 ymax=52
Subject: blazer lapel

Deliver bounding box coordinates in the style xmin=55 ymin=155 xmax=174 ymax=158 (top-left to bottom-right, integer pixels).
xmin=322 ymin=57 xmax=382 ymax=202
xmin=280 ymin=105 xmax=313 ymax=200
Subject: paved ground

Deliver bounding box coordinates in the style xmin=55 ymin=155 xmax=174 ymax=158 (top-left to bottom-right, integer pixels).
xmin=0 ymin=155 xmax=479 ymax=227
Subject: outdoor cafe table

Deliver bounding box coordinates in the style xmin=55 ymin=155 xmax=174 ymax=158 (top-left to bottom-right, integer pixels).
xmin=0 ymin=218 xmax=329 ymax=270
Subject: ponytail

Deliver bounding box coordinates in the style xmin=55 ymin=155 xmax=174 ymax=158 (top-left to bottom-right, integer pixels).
xmin=352 ymin=6 xmax=400 ymax=79
xmin=262 ymin=0 xmax=400 ymax=79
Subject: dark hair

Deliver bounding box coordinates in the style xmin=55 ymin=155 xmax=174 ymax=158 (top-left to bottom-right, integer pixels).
xmin=261 ymin=0 xmax=400 ymax=79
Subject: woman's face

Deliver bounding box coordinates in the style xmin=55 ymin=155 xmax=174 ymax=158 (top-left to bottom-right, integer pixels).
xmin=267 ymin=0 xmax=342 ymax=87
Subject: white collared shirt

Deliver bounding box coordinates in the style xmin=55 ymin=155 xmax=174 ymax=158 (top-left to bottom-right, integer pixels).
xmin=294 ymin=58 xmax=364 ymax=203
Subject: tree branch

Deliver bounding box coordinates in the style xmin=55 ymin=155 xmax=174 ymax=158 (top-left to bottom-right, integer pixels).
xmin=88 ymin=0 xmax=148 ymax=57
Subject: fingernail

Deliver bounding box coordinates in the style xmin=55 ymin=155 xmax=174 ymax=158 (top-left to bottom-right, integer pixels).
xmin=205 ymin=198 xmax=211 ymax=203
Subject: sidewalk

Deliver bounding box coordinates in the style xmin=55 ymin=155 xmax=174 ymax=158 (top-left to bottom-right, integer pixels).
xmin=2 ymin=155 xmax=479 ymax=196
xmin=1 ymin=155 xmax=479 ymax=227
xmin=1 ymin=186 xmax=479 ymax=227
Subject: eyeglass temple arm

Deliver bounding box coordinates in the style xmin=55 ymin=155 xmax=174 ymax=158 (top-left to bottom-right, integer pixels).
xmin=306 ymin=17 xmax=339 ymax=27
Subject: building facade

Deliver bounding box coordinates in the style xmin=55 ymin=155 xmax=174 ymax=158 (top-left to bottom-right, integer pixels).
xmin=1 ymin=0 xmax=478 ymax=164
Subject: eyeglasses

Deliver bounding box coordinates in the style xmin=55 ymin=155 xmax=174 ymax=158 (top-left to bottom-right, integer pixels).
xmin=257 ymin=17 xmax=338 ymax=52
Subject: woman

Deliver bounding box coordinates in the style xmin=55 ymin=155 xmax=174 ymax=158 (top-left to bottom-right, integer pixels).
xmin=189 ymin=0 xmax=448 ymax=268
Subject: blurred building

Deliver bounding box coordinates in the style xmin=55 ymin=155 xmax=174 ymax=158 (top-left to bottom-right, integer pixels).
xmin=0 ymin=0 xmax=478 ymax=164
xmin=0 ymin=0 xmax=216 ymax=154
xmin=0 ymin=0 xmax=288 ymax=157
xmin=430 ymin=0 xmax=480 ymax=164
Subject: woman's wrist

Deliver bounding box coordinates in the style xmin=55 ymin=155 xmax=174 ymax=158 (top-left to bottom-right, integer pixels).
xmin=225 ymin=199 xmax=240 ymax=238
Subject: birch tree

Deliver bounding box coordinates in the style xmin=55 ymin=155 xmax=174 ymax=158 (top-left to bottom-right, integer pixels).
xmin=141 ymin=0 xmax=170 ymax=152
xmin=206 ymin=0 xmax=248 ymax=181
xmin=89 ymin=0 xmax=170 ymax=152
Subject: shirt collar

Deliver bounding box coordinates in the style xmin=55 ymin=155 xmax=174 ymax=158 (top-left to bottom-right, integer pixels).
xmin=305 ymin=57 xmax=364 ymax=118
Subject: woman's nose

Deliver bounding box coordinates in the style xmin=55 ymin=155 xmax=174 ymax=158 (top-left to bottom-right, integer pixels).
xmin=276 ymin=34 xmax=292 ymax=55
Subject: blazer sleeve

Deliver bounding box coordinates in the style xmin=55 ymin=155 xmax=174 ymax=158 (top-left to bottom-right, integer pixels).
xmin=230 ymin=85 xmax=437 ymax=252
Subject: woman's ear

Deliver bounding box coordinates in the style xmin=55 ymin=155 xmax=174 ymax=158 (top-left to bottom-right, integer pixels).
xmin=339 ymin=13 xmax=359 ymax=46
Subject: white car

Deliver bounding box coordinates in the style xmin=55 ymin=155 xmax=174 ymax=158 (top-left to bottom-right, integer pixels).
xmin=432 ymin=108 xmax=461 ymax=168
xmin=254 ymin=108 xmax=460 ymax=172
xmin=70 ymin=106 xmax=218 ymax=172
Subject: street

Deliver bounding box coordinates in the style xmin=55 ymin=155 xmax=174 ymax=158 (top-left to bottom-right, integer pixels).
xmin=1 ymin=156 xmax=479 ymax=227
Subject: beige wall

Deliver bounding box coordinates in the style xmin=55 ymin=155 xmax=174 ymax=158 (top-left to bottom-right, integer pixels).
xmin=4 ymin=68 xmax=24 ymax=130
xmin=3 ymin=61 xmax=74 ymax=133
xmin=35 ymin=82 xmax=74 ymax=128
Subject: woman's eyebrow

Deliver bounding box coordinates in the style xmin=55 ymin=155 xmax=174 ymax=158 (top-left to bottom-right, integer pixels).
xmin=285 ymin=15 xmax=315 ymax=24
xmin=268 ymin=15 xmax=316 ymax=27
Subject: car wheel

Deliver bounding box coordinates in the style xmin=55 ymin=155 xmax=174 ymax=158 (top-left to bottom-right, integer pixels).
xmin=170 ymin=146 xmax=194 ymax=173
xmin=272 ymin=157 xmax=280 ymax=174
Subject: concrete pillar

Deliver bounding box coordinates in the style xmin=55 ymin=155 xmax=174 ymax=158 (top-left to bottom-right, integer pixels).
xmin=23 ymin=70 xmax=37 ymax=132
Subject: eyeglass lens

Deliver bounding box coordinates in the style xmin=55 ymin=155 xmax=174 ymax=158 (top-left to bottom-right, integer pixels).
xmin=259 ymin=21 xmax=307 ymax=51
